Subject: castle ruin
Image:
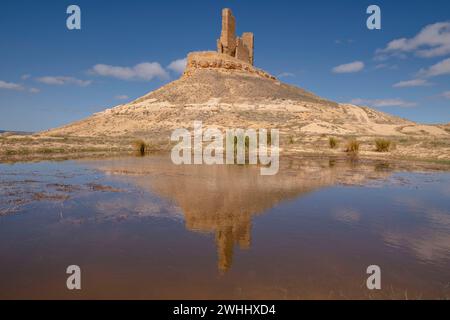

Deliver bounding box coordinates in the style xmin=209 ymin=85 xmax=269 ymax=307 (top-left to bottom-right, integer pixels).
xmin=217 ymin=8 xmax=254 ymax=65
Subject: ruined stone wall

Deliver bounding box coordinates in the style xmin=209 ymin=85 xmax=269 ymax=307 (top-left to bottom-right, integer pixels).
xmin=241 ymin=32 xmax=254 ymax=65
xmin=217 ymin=8 xmax=254 ymax=66
xmin=235 ymin=38 xmax=250 ymax=64
xmin=218 ymin=9 xmax=236 ymax=56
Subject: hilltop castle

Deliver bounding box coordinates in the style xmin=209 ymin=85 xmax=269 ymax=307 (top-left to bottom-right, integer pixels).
xmin=217 ymin=8 xmax=254 ymax=65
xmin=183 ymin=8 xmax=275 ymax=80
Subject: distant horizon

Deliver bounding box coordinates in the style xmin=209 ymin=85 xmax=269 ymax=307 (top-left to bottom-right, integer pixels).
xmin=1 ymin=0 xmax=450 ymax=131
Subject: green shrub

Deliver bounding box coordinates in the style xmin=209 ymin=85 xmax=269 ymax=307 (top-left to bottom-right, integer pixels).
xmin=375 ymin=139 xmax=391 ymax=152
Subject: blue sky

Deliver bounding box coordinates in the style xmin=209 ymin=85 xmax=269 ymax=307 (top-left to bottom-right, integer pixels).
xmin=0 ymin=0 xmax=449 ymax=131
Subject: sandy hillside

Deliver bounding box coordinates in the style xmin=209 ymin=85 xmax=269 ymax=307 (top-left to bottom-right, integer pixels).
xmin=42 ymin=52 xmax=448 ymax=140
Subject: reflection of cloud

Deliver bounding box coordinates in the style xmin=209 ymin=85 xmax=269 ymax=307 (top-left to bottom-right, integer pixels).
xmin=95 ymin=197 xmax=183 ymax=222
xmin=383 ymin=197 xmax=450 ymax=262
xmin=442 ymin=185 xmax=450 ymax=196
xmin=59 ymin=196 xmax=183 ymax=226
xmin=393 ymin=196 xmax=424 ymax=210
xmin=429 ymin=208 xmax=450 ymax=228
xmin=333 ymin=208 xmax=360 ymax=224
xmin=383 ymin=227 xmax=450 ymax=262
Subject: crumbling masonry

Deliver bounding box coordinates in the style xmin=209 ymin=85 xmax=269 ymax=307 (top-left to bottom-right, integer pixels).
xmin=217 ymin=8 xmax=254 ymax=65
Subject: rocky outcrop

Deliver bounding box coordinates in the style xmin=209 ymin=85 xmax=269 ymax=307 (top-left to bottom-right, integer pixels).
xmin=183 ymin=51 xmax=276 ymax=80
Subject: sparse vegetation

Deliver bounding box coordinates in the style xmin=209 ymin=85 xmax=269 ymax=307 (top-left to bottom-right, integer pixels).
xmin=375 ymin=139 xmax=392 ymax=152
xmin=37 ymin=148 xmax=66 ymax=154
xmin=345 ymin=139 xmax=360 ymax=153
xmin=132 ymin=139 xmax=148 ymax=155
xmin=329 ymin=137 xmax=338 ymax=149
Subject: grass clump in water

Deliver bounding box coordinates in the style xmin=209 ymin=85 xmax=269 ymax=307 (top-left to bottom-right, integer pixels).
xmin=132 ymin=139 xmax=148 ymax=156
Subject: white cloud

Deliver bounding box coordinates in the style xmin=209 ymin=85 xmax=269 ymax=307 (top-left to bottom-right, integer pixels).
xmin=90 ymin=62 xmax=168 ymax=81
xmin=332 ymin=61 xmax=364 ymax=73
xmin=375 ymin=63 xmax=398 ymax=70
xmin=0 ymin=80 xmax=40 ymax=93
xmin=0 ymin=80 xmax=24 ymax=90
xmin=350 ymin=98 xmax=417 ymax=108
xmin=167 ymin=58 xmax=187 ymax=74
xmin=37 ymin=76 xmax=92 ymax=86
xmin=377 ymin=22 xmax=450 ymax=58
xmin=441 ymin=91 xmax=450 ymax=99
xmin=278 ymin=72 xmax=295 ymax=78
xmin=335 ymin=39 xmax=354 ymax=45
xmin=393 ymin=79 xmax=432 ymax=88
xmin=115 ymin=95 xmax=129 ymax=100
xmin=375 ymin=63 xmax=388 ymax=69
xmin=417 ymin=57 xmax=450 ymax=77
xmin=21 ymin=74 xmax=31 ymax=80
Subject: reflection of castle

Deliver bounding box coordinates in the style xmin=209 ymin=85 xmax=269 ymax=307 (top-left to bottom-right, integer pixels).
xmin=215 ymin=218 xmax=251 ymax=272
xmin=95 ymin=157 xmax=392 ymax=273
xmin=217 ymin=8 xmax=254 ymax=65
xmin=184 ymin=204 xmax=253 ymax=272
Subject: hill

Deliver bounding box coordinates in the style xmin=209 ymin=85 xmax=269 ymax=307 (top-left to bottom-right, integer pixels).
xmin=42 ymin=52 xmax=447 ymax=140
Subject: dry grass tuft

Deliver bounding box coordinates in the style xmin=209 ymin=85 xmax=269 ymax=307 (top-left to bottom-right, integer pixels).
xmin=375 ymin=139 xmax=392 ymax=152
xmin=329 ymin=137 xmax=338 ymax=149
xmin=345 ymin=139 xmax=360 ymax=153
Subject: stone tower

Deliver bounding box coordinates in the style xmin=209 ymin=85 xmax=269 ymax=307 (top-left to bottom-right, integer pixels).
xmin=217 ymin=8 xmax=254 ymax=65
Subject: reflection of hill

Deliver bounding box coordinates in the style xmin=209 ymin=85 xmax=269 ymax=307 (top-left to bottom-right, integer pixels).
xmin=92 ymin=155 xmax=393 ymax=272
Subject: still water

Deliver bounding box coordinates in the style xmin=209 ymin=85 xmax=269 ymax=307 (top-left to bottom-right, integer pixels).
xmin=0 ymin=155 xmax=449 ymax=299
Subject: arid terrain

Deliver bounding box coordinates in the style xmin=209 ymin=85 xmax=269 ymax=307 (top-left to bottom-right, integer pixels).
xmin=1 ymin=52 xmax=449 ymax=164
